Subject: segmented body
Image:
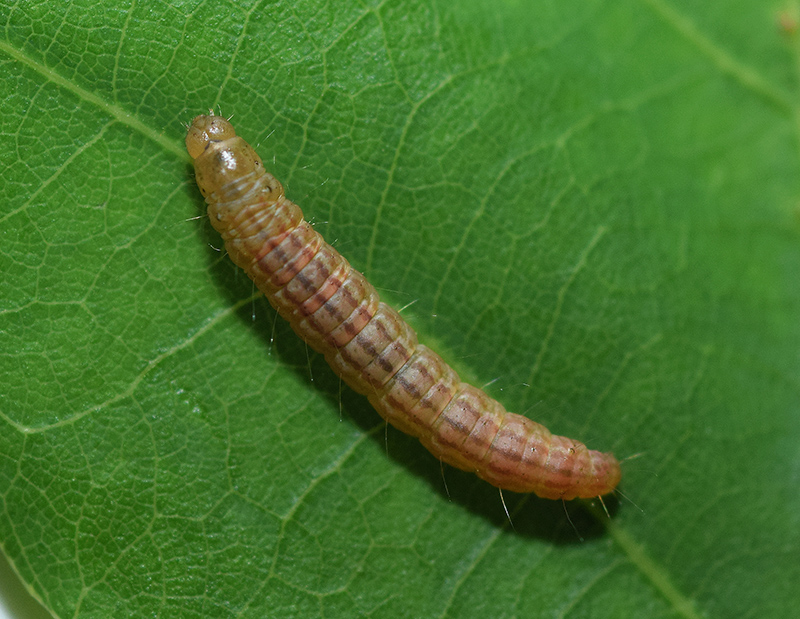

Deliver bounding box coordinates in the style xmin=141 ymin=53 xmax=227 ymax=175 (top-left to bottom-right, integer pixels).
xmin=185 ymin=114 xmax=621 ymax=500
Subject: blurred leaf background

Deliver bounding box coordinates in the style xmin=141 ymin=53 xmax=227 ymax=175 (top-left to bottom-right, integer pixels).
xmin=1 ymin=0 xmax=799 ymax=617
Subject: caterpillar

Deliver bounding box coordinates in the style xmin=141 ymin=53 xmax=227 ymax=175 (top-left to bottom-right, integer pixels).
xmin=185 ymin=113 xmax=621 ymax=501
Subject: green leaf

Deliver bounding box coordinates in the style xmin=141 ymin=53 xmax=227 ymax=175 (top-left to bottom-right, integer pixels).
xmin=2 ymin=0 xmax=799 ymax=617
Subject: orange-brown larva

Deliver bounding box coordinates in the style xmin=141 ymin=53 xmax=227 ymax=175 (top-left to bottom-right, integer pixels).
xmin=186 ymin=113 xmax=622 ymax=501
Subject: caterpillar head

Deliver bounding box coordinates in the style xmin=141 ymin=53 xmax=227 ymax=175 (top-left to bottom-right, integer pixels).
xmin=186 ymin=114 xmax=266 ymax=199
xmin=185 ymin=114 xmax=238 ymax=159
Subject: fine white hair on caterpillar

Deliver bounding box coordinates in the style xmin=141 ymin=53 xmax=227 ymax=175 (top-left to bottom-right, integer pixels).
xmin=185 ymin=113 xmax=621 ymax=501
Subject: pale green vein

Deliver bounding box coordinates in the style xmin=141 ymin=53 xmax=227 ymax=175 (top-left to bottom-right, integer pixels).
xmin=587 ymin=332 xmax=664 ymax=434
xmin=364 ymin=52 xmax=517 ymax=274
xmin=556 ymin=557 xmax=627 ymax=619
xmin=644 ymin=0 xmax=793 ymax=114
xmin=429 ymin=137 xmax=551 ymax=316
xmin=0 ymin=295 xmax=261 ymax=434
xmin=437 ymin=523 xmax=541 ymax=619
xmin=211 ymin=3 xmax=260 ymax=113
xmin=606 ymin=519 xmax=704 ymax=619
xmin=0 ymin=121 xmax=113 ymax=225
xmin=526 ymin=226 xmax=607 ymax=388
xmin=0 ymin=39 xmax=188 ymax=161
xmin=110 ymin=0 xmax=137 ymax=104
xmin=364 ymin=88 xmax=438 ymax=274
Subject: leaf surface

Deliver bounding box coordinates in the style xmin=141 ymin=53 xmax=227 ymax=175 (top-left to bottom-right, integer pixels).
xmin=1 ymin=1 xmax=799 ymax=617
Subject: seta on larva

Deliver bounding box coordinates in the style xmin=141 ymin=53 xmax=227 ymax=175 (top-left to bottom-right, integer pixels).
xmin=185 ymin=113 xmax=621 ymax=501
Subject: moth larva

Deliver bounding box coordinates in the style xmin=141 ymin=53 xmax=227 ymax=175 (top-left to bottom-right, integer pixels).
xmin=186 ymin=114 xmax=621 ymax=500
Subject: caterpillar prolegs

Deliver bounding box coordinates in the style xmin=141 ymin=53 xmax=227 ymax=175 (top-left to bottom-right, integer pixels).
xmin=185 ymin=114 xmax=621 ymax=500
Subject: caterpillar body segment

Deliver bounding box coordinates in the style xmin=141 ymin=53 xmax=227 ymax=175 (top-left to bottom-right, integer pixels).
xmin=186 ymin=114 xmax=621 ymax=501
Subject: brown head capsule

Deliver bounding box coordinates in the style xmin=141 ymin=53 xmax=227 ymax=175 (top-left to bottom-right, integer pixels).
xmin=186 ymin=113 xmax=622 ymax=501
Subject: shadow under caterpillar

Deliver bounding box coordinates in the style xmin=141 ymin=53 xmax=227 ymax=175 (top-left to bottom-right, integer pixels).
xmin=185 ymin=113 xmax=621 ymax=501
